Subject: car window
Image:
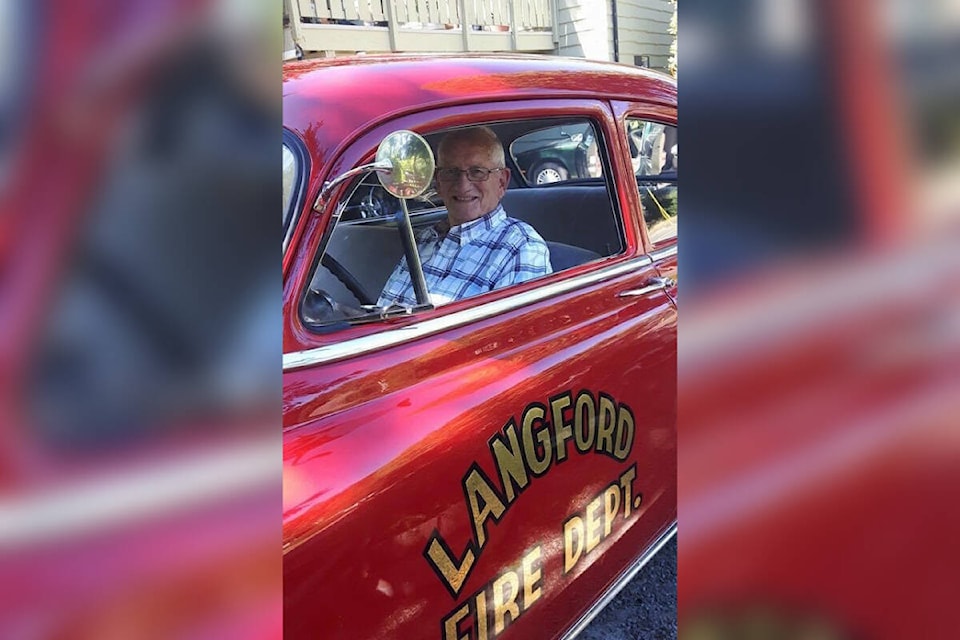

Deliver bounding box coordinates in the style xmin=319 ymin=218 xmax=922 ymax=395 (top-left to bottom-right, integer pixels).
xmin=301 ymin=117 xmax=625 ymax=331
xmin=626 ymin=119 xmax=677 ymax=244
xmin=510 ymin=123 xmax=603 ymax=185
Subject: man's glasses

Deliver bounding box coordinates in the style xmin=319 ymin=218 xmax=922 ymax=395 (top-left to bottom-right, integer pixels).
xmin=435 ymin=167 xmax=504 ymax=183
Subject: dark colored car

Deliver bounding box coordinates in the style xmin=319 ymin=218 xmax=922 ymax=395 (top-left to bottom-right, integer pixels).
xmin=510 ymin=123 xmax=602 ymax=184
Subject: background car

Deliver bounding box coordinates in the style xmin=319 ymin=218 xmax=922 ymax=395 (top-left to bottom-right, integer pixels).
xmin=510 ymin=123 xmax=603 ymax=184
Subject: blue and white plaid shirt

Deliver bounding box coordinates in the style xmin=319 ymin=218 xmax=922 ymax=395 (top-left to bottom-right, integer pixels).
xmin=378 ymin=205 xmax=552 ymax=307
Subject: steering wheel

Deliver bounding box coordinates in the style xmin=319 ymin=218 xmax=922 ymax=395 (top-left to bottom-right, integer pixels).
xmin=321 ymin=253 xmax=377 ymax=306
xmin=359 ymin=187 xmax=388 ymax=218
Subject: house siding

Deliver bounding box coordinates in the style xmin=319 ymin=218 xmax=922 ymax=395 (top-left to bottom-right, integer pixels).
xmin=556 ymin=0 xmax=672 ymax=70
xmin=616 ymin=0 xmax=673 ymax=69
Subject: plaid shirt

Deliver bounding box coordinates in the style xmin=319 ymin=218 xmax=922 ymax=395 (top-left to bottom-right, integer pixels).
xmin=378 ymin=205 xmax=552 ymax=307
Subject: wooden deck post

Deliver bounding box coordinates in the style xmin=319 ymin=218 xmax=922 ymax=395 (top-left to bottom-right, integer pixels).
xmin=384 ymin=0 xmax=400 ymax=51
xmin=459 ymin=0 xmax=471 ymax=51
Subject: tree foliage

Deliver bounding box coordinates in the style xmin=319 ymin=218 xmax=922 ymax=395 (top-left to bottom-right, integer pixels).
xmin=668 ymin=0 xmax=677 ymax=77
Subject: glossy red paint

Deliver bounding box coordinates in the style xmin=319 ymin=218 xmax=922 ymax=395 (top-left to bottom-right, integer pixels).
xmin=283 ymin=56 xmax=677 ymax=639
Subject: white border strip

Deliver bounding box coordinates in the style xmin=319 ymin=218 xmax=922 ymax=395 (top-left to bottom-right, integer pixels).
xmin=561 ymin=522 xmax=677 ymax=640
xmin=0 ymin=437 xmax=278 ymax=550
xmin=284 ymin=255 xmax=654 ymax=370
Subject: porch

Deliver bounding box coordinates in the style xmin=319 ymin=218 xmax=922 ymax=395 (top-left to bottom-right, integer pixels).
xmin=284 ymin=0 xmax=556 ymax=58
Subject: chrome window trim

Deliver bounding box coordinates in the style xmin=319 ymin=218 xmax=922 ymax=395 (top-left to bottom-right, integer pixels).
xmin=283 ymin=254 xmax=654 ymax=371
xmin=650 ymin=244 xmax=677 ymax=262
xmin=282 ymin=144 xmax=297 ymax=251
xmin=283 ymin=130 xmax=310 ymax=255
xmin=560 ymin=522 xmax=677 ymax=640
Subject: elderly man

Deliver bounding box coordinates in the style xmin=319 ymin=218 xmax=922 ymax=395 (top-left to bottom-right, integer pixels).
xmin=378 ymin=126 xmax=552 ymax=307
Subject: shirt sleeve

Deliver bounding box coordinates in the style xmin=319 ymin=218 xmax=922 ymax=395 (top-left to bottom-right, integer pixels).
xmin=377 ymin=257 xmax=410 ymax=307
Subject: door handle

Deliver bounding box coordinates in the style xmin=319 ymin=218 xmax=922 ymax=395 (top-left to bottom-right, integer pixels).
xmin=617 ymin=276 xmax=675 ymax=298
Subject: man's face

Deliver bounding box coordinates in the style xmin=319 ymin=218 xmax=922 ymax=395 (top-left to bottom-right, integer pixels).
xmin=436 ymin=140 xmax=510 ymax=226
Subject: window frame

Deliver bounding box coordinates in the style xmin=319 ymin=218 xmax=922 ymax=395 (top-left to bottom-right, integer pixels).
xmin=612 ymin=101 xmax=678 ymax=252
xmin=285 ymin=98 xmax=651 ymax=358
xmin=628 ymin=117 xmax=677 ymax=247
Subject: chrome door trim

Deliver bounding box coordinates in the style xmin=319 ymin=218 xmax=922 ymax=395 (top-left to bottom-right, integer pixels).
xmin=283 ymin=255 xmax=654 ymax=371
xmin=560 ymin=522 xmax=677 ymax=640
xmin=650 ymin=244 xmax=677 ymax=262
xmin=617 ymin=276 xmax=674 ymax=297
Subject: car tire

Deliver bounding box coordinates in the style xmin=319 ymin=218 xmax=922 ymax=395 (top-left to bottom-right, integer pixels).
xmin=530 ymin=161 xmax=568 ymax=184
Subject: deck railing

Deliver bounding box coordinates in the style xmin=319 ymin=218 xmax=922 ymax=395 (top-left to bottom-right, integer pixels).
xmin=286 ymin=0 xmax=556 ymax=56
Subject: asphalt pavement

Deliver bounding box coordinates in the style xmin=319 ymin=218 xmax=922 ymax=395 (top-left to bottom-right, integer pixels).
xmin=579 ymin=537 xmax=677 ymax=640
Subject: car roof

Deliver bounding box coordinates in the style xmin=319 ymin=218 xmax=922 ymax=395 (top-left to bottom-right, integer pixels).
xmin=282 ymin=54 xmax=676 ymax=147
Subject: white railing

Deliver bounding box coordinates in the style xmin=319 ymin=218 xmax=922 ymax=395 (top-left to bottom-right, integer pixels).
xmin=286 ymin=0 xmax=556 ymax=56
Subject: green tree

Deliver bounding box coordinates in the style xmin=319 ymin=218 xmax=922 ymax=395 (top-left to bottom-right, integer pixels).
xmin=668 ymin=0 xmax=677 ymax=77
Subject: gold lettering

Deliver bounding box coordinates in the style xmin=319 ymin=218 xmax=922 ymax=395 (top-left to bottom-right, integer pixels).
xmin=596 ymin=395 xmax=617 ymax=455
xmin=550 ymin=393 xmax=574 ymax=461
xmin=522 ymin=546 xmax=543 ymax=608
xmin=574 ymin=392 xmax=596 ymax=452
xmin=476 ymin=590 xmax=489 ymax=640
xmin=520 ymin=405 xmax=551 ymax=475
xmin=492 ymin=570 xmax=521 ymax=634
xmin=619 ymin=465 xmax=637 ymax=519
xmin=442 ymin=602 xmax=470 ymax=640
xmin=585 ymin=494 xmax=603 ymax=553
xmin=603 ymin=485 xmax=621 ymax=536
xmin=490 ymin=420 xmax=529 ymax=503
xmin=613 ymin=404 xmax=635 ymax=460
xmin=563 ymin=516 xmax=584 ymax=574
xmin=465 ymin=468 xmax=507 ymax=550
xmin=425 ymin=536 xmax=477 ymax=597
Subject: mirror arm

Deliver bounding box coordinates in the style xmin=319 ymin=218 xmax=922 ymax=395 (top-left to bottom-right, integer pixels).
xmin=313 ymin=160 xmax=392 ymax=212
xmin=396 ymin=199 xmax=431 ymax=305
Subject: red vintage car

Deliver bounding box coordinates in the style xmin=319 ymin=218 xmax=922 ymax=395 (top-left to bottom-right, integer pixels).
xmin=282 ymin=54 xmax=677 ymax=640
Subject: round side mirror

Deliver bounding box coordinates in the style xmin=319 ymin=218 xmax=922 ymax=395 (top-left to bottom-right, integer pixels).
xmin=375 ymin=130 xmax=435 ymax=199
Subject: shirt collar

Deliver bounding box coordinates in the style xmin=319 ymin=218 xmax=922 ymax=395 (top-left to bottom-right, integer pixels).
xmin=447 ymin=205 xmax=506 ymax=245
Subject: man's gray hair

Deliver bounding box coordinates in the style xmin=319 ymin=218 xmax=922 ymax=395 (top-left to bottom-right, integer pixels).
xmin=437 ymin=126 xmax=506 ymax=168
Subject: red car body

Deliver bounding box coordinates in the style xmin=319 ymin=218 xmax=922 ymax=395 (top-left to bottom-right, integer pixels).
xmin=282 ymin=55 xmax=677 ymax=639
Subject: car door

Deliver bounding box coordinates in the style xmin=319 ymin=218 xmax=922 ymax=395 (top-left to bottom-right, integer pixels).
xmin=282 ymin=98 xmax=676 ymax=640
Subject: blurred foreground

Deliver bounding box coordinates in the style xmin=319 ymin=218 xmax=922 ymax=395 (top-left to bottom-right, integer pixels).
xmin=679 ymin=1 xmax=960 ymax=639
xmin=3 ymin=0 xmax=960 ymax=637
xmin=0 ymin=1 xmax=280 ymax=638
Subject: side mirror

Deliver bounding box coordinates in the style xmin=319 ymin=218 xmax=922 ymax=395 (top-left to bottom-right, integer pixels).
xmin=313 ymin=129 xmax=435 ymax=212
xmin=376 ymin=130 xmax=435 ymax=199
xmin=375 ymin=130 xmax=435 ymax=305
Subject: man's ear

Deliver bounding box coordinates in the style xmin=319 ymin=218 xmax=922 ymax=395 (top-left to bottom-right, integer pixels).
xmin=499 ymin=167 xmax=511 ymax=189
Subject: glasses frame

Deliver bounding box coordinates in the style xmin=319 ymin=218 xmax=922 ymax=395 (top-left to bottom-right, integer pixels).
xmin=434 ymin=166 xmax=505 ymax=183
